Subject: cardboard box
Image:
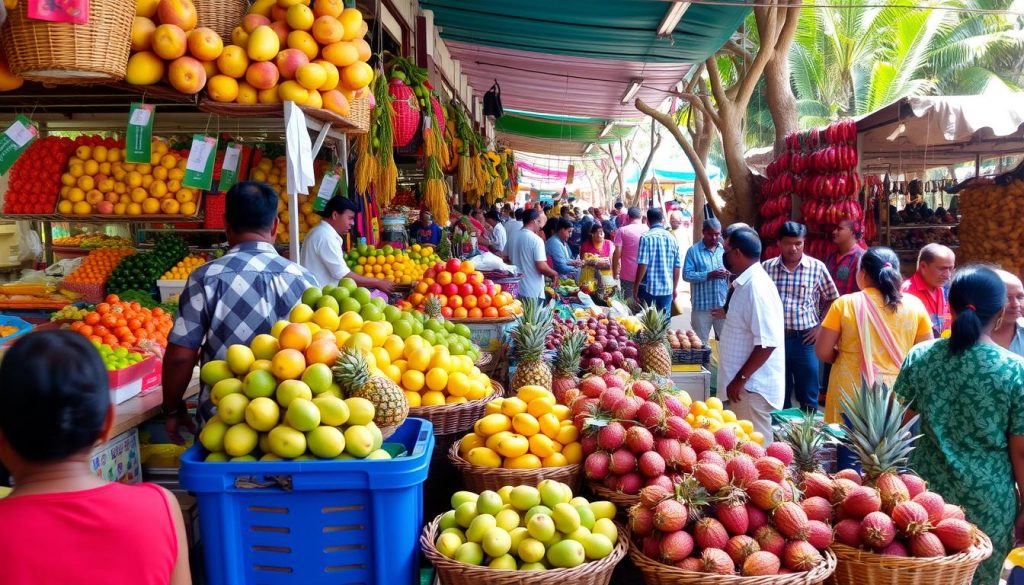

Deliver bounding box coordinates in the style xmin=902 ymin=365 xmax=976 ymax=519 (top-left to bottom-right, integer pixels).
xmin=0 ymin=224 xmax=19 ymax=267
xmin=90 ymin=428 xmax=141 ymax=484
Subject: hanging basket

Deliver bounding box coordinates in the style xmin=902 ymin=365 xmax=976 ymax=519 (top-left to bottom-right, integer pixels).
xmin=195 ymin=0 xmax=247 ymax=41
xmin=390 ymin=79 xmax=421 ymax=148
xmin=1 ymin=0 xmax=133 ymax=83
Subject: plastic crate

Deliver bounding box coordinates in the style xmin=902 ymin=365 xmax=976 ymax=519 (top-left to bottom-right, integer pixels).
xmin=179 ymin=418 xmax=434 ymax=585
xmin=108 ymin=353 xmax=157 ymax=404
xmin=157 ymin=279 xmax=187 ymax=303
xmin=0 ymin=315 xmax=32 ymax=344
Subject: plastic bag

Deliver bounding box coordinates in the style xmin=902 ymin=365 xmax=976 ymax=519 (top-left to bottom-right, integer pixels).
xmin=16 ymin=222 xmax=41 ymax=263
xmin=470 ymin=251 xmax=515 ymax=273
xmin=42 ymin=257 xmax=83 ymax=277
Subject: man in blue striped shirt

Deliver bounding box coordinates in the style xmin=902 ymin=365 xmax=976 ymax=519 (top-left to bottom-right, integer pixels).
xmin=633 ymin=208 xmax=681 ymax=315
xmin=684 ymin=218 xmax=729 ymax=343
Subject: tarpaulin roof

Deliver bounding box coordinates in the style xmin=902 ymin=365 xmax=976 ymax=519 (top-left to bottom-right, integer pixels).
xmin=856 ymin=95 xmax=1024 ymax=171
xmin=421 ymin=0 xmax=749 ymax=154
xmin=495 ymin=110 xmax=637 ymax=156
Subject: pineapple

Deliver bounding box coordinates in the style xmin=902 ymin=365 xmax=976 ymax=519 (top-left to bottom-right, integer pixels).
xmin=635 ymin=305 xmax=672 ymax=376
xmin=778 ymin=414 xmax=827 ymax=476
xmin=509 ymin=299 xmax=554 ymax=391
xmin=424 ymin=295 xmax=443 ymax=321
xmin=552 ymin=328 xmax=587 ymax=403
xmin=333 ymin=348 xmax=409 ymax=430
xmin=840 ymin=381 xmax=921 ymax=510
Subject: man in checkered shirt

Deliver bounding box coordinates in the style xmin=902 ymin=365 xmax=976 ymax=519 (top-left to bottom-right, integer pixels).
xmin=633 ymin=207 xmax=682 ymax=315
xmin=161 ymin=182 xmax=316 ymax=440
xmin=762 ymin=222 xmax=839 ymax=412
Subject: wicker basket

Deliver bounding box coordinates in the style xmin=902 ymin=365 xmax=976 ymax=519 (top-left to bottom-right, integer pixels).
xmin=408 ymin=382 xmax=504 ymax=436
xmin=448 ymin=439 xmax=582 ymax=493
xmin=421 ymin=515 xmax=627 ymax=585
xmin=196 ymin=96 xmax=371 ymax=134
xmin=482 ymin=271 xmax=522 ymax=298
xmin=588 ymin=481 xmax=641 ymax=511
xmin=195 ymin=0 xmax=248 ymax=41
xmin=1 ymin=0 xmax=133 ymax=83
xmin=629 ymin=540 xmax=837 ymax=585
xmin=828 ymin=535 xmax=992 ymax=585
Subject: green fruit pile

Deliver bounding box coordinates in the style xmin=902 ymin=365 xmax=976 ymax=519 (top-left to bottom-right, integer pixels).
xmin=51 ymin=305 xmax=91 ymax=321
xmin=434 ymin=480 xmax=619 ymax=571
xmin=107 ymin=235 xmax=189 ymax=294
xmin=94 ymin=341 xmax=145 ymax=371
xmin=198 ymin=357 xmax=392 ymax=463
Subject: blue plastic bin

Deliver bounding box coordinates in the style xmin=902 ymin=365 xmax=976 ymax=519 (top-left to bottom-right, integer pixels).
xmin=0 ymin=316 xmax=32 ymax=345
xmin=179 ymin=418 xmax=434 ymax=585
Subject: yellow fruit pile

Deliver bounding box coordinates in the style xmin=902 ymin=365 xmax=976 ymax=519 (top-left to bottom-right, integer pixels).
xmin=351 ymin=251 xmax=425 ymax=285
xmin=687 ymin=396 xmax=765 ymax=445
xmin=160 ymin=255 xmax=206 ymax=280
xmin=204 ymin=0 xmax=374 ymax=116
xmin=126 ymin=0 xmax=224 ymax=95
xmin=55 ymin=141 xmax=198 ymax=217
xmin=458 ymin=385 xmax=583 ymax=470
xmin=409 ymin=243 xmax=442 ymax=266
xmin=249 ymin=156 xmax=323 ymax=243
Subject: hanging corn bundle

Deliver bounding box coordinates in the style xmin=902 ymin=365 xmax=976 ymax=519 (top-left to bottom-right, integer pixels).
xmin=370 ymin=71 xmax=397 ymax=207
xmin=454 ymin=105 xmax=476 ymax=194
xmin=422 ymin=104 xmax=449 ymax=226
xmin=353 ymin=134 xmax=378 ymax=196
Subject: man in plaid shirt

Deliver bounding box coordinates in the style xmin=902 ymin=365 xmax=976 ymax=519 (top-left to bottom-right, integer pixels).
xmin=762 ymin=222 xmax=839 ymax=412
xmin=684 ymin=217 xmax=729 ymax=342
xmin=162 ymin=182 xmax=317 ymax=440
xmin=633 ymin=207 xmax=682 ymax=315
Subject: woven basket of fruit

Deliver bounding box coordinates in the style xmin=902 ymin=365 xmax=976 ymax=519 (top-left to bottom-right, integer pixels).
xmin=587 ymin=481 xmax=641 ymax=511
xmin=1 ymin=0 xmax=133 ymax=83
xmin=420 ymin=511 xmax=628 ymax=585
xmin=828 ymin=535 xmax=991 ymax=585
xmin=194 ymin=0 xmax=247 ymax=42
xmin=449 ymin=438 xmax=582 ymax=493
xmin=628 ymin=540 xmax=836 ymax=585
xmin=409 ymin=382 xmax=504 ymax=436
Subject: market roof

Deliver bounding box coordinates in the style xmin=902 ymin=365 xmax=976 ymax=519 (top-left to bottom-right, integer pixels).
xmin=420 ymin=0 xmax=749 ymax=154
xmin=495 ymin=110 xmax=637 ymax=157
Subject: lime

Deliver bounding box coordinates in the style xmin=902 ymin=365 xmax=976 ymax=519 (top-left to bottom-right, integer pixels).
xmin=425 ymin=319 xmax=444 ymax=333
xmin=330 ymin=287 xmax=350 ymax=303
xmin=383 ymin=306 xmax=402 ymax=323
xmin=444 ymin=321 xmax=456 ymax=333
xmin=360 ymin=305 xmax=384 ymax=323
xmin=301 ymin=287 xmax=323 ymax=306
xmin=421 ymin=330 xmax=437 ymax=345
xmin=454 ymin=324 xmax=472 ymax=339
xmin=351 ymin=287 xmax=372 ymax=306
xmin=411 ymin=320 xmax=424 ymax=335
xmin=340 ymin=297 xmax=362 ymax=314
xmin=339 ymin=277 xmax=358 ymax=292
xmin=370 ymin=297 xmax=386 ymax=311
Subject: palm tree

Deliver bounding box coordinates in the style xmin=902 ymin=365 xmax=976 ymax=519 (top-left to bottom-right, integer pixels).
xmin=925 ymin=0 xmax=1024 ymax=94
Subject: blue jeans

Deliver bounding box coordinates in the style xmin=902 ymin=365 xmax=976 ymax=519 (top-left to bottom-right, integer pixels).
xmin=784 ymin=333 xmax=820 ymax=411
xmin=638 ymin=288 xmax=673 ymax=315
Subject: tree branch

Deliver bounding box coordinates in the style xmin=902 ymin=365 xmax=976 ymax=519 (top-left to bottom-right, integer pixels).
xmin=706 ymin=57 xmax=728 ymax=108
xmin=724 ymin=39 xmax=755 ymax=62
xmin=634 ymin=98 xmax=722 ymax=219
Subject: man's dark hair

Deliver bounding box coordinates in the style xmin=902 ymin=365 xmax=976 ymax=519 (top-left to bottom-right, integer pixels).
xmin=556 ymin=218 xmax=573 ymax=232
xmin=728 ymin=227 xmax=762 ymax=259
xmin=615 ymin=202 xmax=623 ymax=210
xmin=722 ymin=222 xmax=751 ymax=240
xmin=778 ymin=221 xmax=808 ymax=239
xmin=522 ymin=208 xmax=540 ymax=226
xmin=514 ymin=208 xmax=525 ymax=221
xmin=484 ymin=210 xmax=499 ymax=222
xmin=647 ymin=207 xmax=664 ymax=225
xmin=627 ymin=207 xmax=642 ymax=220
xmin=560 ymin=207 xmax=570 ymax=217
xmin=0 ymin=331 xmax=110 ymax=462
xmin=461 ymin=203 xmax=473 ymax=215
xmin=225 ymin=181 xmax=279 ymax=232
xmin=317 ymin=195 xmax=359 ymax=218
xmin=502 ymin=203 xmax=512 ymax=213
xmin=702 ymin=218 xmax=722 ymax=231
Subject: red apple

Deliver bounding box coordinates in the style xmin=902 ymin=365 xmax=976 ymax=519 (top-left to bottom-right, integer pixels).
xmin=446 ymin=258 xmax=462 ymax=273
xmin=484 ymin=282 xmax=495 ymax=295
xmin=425 ymin=268 xmax=436 ymax=279
xmin=469 ymin=272 xmax=484 ymax=284
xmin=472 ymin=282 xmax=487 ymax=296
xmin=427 ymin=283 xmax=442 ymax=295
xmin=434 ymin=262 xmax=446 ymax=272
xmin=459 ymin=283 xmax=474 ymax=297
xmin=444 ymin=283 xmax=459 ymax=296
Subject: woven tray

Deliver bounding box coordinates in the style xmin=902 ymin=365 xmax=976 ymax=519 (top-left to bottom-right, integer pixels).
xmin=407 ymin=382 xmax=504 ymax=436
xmin=588 ymin=481 xmax=641 ymax=511
xmin=421 ymin=515 xmax=627 ymax=585
xmin=448 ymin=438 xmax=582 ymax=493
xmin=197 ymin=96 xmax=370 ymax=133
xmin=672 ymin=347 xmax=712 ymax=367
xmin=629 ymin=540 xmax=836 ymax=585
xmin=828 ymin=535 xmax=992 ymax=585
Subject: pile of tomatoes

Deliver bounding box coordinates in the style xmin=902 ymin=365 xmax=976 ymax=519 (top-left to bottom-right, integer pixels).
xmin=3 ymin=136 xmax=79 ymax=215
xmin=68 ymin=295 xmax=174 ymax=350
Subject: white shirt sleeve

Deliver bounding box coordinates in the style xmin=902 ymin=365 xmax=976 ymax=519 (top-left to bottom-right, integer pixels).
xmin=314 ymin=230 xmax=348 ymax=282
xmin=750 ymin=275 xmax=784 ymax=348
xmin=532 ymin=233 xmax=547 ymax=262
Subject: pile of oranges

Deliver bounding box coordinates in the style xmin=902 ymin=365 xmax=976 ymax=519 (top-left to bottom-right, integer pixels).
xmin=64 ymin=248 xmax=136 ymax=285
xmin=68 ymin=295 xmax=175 ymax=350
xmin=160 ymin=255 xmax=206 ymax=280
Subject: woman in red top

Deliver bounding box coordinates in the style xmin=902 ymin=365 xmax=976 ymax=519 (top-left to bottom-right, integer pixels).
xmin=826 ymin=219 xmax=865 ymax=296
xmin=0 ymin=330 xmax=190 ymax=585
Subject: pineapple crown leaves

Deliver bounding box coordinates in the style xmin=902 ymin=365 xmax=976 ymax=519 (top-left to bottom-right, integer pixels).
xmin=332 ymin=347 xmax=371 ymax=392
xmin=553 ymin=328 xmax=588 ymax=376
xmin=633 ymin=304 xmax=671 ymax=346
xmin=423 ymin=295 xmax=444 ymax=321
xmin=839 ymin=380 xmax=921 ymax=479
xmin=674 ymin=475 xmax=719 ymax=512
xmin=778 ymin=415 xmax=828 ymax=474
xmin=509 ymin=321 xmax=549 ymax=363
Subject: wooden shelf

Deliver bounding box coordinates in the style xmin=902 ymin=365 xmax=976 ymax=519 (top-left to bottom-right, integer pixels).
xmin=887 ymin=223 xmax=959 ymax=231
xmin=0 ymin=213 xmax=203 ymax=223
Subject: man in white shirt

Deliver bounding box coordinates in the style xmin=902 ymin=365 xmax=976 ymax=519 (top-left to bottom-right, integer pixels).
xmin=507 ymin=207 xmax=559 ymax=302
xmin=504 ymin=208 xmax=524 ymax=251
xmin=483 ymin=209 xmax=507 ymax=254
xmin=300 ymin=196 xmax=394 ymax=292
xmin=718 ymin=226 xmax=785 ymax=444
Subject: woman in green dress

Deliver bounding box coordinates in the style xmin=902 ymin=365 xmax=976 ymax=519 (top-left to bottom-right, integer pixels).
xmin=894 ymin=265 xmax=1024 ymax=585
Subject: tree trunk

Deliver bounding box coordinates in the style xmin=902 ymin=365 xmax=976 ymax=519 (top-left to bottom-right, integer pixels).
xmin=634 ymin=123 xmax=663 ymax=207
xmin=691 ymin=122 xmax=714 ymax=242
xmin=719 ymin=106 xmax=755 ymax=223
xmin=764 ymin=49 xmax=799 ymax=155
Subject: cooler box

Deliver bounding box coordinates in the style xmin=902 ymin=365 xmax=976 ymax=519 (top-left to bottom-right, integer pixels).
xmin=450 ymin=318 xmax=514 ymax=351
xmin=179 ymin=418 xmax=434 ymax=585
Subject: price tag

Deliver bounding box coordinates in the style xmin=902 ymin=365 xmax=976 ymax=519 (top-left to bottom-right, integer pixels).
xmin=183 ymin=134 xmax=218 ymax=190
xmin=217 ymin=142 xmax=242 ymax=193
xmin=0 ymin=116 xmax=38 ymax=175
xmin=312 ymin=171 xmax=341 ymax=212
xmin=125 ymin=103 xmax=154 ymax=164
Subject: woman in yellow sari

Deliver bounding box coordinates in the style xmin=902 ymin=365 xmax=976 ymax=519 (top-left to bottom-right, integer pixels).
xmin=815 ymin=247 xmax=933 ymax=424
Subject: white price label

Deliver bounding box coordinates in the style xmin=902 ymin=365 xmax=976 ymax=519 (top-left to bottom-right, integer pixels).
xmin=186 ymin=136 xmax=215 ymax=172
xmin=317 ymin=172 xmax=339 ymax=200
xmin=222 ymin=144 xmax=241 ymax=172
xmin=4 ymin=121 xmax=36 ymax=148
xmin=129 ymin=106 xmax=152 ymax=127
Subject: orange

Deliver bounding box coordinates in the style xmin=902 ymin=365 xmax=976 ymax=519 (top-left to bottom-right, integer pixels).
xmin=468 ymin=308 xmax=483 ymax=318
xmin=340 ymin=61 xmax=373 ymax=91
xmin=452 ymin=271 xmax=467 ymax=285
xmin=463 ymin=296 xmax=477 ymax=309
xmin=304 ymin=339 xmax=338 ymax=365
xmin=278 ymin=323 xmax=312 ymax=351
xmin=453 ymin=307 xmax=468 ymax=319
xmin=271 ymin=348 xmax=306 ymax=380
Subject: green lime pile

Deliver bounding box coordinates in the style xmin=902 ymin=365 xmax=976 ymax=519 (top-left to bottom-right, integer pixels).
xmin=94 ymin=342 xmax=145 ymax=371
xmin=107 ymin=235 xmax=189 ymax=294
